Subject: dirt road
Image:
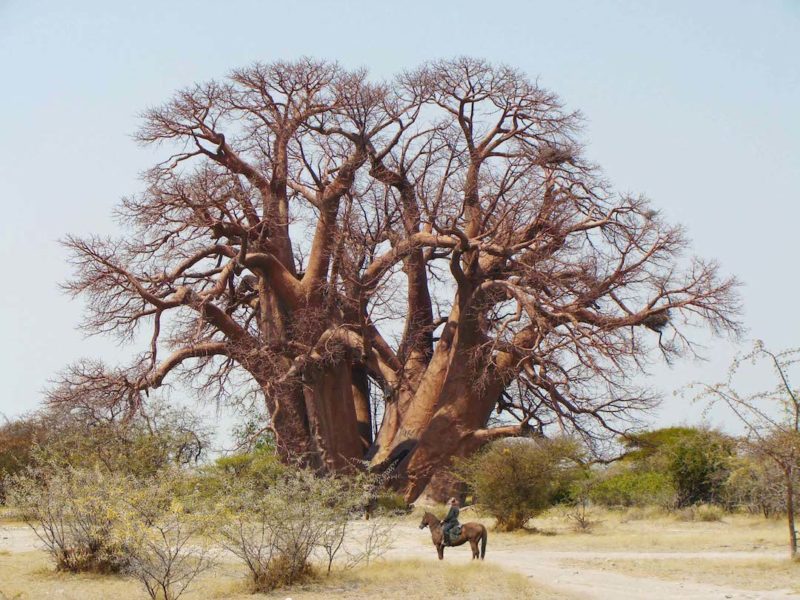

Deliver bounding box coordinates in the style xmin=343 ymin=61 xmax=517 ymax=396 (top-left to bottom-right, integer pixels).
xmin=378 ymin=521 xmax=799 ymax=600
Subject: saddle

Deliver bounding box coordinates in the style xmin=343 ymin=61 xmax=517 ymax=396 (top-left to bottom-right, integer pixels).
xmin=444 ymin=524 xmax=462 ymax=545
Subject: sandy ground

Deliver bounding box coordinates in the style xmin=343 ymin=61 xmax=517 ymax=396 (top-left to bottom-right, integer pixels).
xmin=364 ymin=518 xmax=799 ymax=600
xmin=2 ymin=518 xmax=798 ymax=600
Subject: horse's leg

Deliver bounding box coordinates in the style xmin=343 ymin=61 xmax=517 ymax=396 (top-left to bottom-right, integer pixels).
xmin=470 ymin=538 xmax=478 ymax=559
xmin=437 ymin=544 xmax=444 ymax=560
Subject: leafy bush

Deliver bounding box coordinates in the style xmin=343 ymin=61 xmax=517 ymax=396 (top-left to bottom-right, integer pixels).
xmin=373 ymin=492 xmax=409 ymax=515
xmin=589 ymin=471 xmax=676 ymax=508
xmin=620 ymin=427 xmax=733 ymax=508
xmin=0 ymin=413 xmax=48 ymax=502
xmin=205 ymin=443 xmax=286 ymax=487
xmin=454 ymin=436 xmax=581 ymax=531
xmin=586 ymin=427 xmax=734 ymax=511
xmin=1 ymin=400 xmax=209 ymax=506
xmin=723 ymin=453 xmax=792 ymax=517
xmin=38 ymin=401 xmax=209 ymax=478
xmin=666 ymin=431 xmax=733 ymax=507
xmin=6 ymin=466 xmax=130 ymax=573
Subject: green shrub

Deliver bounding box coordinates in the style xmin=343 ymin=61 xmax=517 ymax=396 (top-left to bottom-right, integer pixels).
xmin=620 ymin=427 xmax=733 ymax=508
xmin=666 ymin=431 xmax=733 ymax=507
xmin=210 ymin=444 xmax=286 ymax=486
xmin=0 ymin=414 xmax=48 ymax=502
xmin=589 ymin=471 xmax=676 ymax=508
xmin=454 ymin=436 xmax=582 ymax=531
xmin=38 ymin=402 xmax=209 ymax=479
xmin=374 ymin=492 xmax=409 ymax=515
xmin=723 ymin=454 xmax=789 ymax=517
xmin=5 ymin=466 xmax=131 ymax=573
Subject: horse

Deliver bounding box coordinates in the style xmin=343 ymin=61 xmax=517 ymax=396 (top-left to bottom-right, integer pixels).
xmin=419 ymin=511 xmax=487 ymax=560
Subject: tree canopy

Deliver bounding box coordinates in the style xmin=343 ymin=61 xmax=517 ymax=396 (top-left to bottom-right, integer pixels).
xmin=53 ymin=57 xmax=740 ymax=500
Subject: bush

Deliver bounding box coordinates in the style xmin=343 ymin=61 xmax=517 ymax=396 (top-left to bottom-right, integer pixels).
xmin=454 ymin=436 xmax=581 ymax=531
xmin=6 ymin=464 xmax=214 ymax=600
xmin=696 ymin=504 xmax=724 ymax=522
xmin=666 ymin=431 xmax=733 ymax=507
xmin=213 ymin=450 xmax=283 ymax=481
xmin=6 ymin=466 xmax=130 ymax=573
xmin=589 ymin=471 xmax=676 ymax=508
xmin=116 ymin=473 xmax=215 ymax=600
xmin=214 ymin=467 xmax=392 ymax=591
xmin=673 ymin=504 xmax=724 ymax=522
xmin=0 ymin=413 xmax=48 ymax=502
xmin=374 ymin=492 xmax=409 ymax=515
xmin=1 ymin=400 xmax=209 ymax=506
xmin=620 ymin=427 xmax=733 ymax=508
xmin=203 ymin=443 xmax=286 ymax=489
xmin=723 ymin=454 xmax=790 ymax=517
xmin=38 ymin=401 xmax=209 ymax=478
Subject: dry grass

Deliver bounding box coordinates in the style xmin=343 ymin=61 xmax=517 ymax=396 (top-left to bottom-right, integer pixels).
xmin=501 ymin=507 xmax=787 ymax=552
xmin=0 ymin=508 xmax=19 ymax=524
xmin=0 ymin=550 xmax=560 ymax=600
xmin=283 ymin=559 xmax=564 ymax=600
xmin=567 ymin=556 xmax=800 ymax=593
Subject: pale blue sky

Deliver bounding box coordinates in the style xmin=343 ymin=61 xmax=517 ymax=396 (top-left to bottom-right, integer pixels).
xmin=1 ymin=0 xmax=798 ymax=436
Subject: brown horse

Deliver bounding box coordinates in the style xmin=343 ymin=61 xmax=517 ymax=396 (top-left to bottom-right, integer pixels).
xmin=419 ymin=511 xmax=487 ymax=560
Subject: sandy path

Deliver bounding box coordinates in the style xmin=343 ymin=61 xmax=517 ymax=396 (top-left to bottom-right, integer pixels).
xmin=375 ymin=521 xmax=799 ymax=600
xmin=491 ymin=550 xmax=796 ymax=600
xmin=3 ymin=521 xmax=798 ymax=599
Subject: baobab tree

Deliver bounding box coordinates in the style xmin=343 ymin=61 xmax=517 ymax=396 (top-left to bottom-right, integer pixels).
xmin=54 ymin=58 xmax=740 ymax=501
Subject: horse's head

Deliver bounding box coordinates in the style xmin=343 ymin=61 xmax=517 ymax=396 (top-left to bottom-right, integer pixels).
xmin=419 ymin=512 xmax=435 ymax=529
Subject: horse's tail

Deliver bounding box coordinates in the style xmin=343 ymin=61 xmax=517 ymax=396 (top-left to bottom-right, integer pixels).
xmin=480 ymin=525 xmax=487 ymax=559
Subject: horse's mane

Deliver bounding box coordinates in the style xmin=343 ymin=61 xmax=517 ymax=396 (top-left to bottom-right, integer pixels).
xmin=423 ymin=511 xmax=440 ymax=525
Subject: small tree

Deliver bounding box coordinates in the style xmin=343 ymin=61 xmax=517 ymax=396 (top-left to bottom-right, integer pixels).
xmin=564 ymin=474 xmax=602 ymax=532
xmin=342 ymin=517 xmax=394 ymax=569
xmin=454 ymin=436 xmax=581 ymax=531
xmin=215 ymin=468 xmax=362 ymax=591
xmin=694 ymin=342 xmax=800 ymax=559
xmin=117 ymin=473 xmax=215 ymax=600
xmin=665 ymin=430 xmax=733 ymax=507
xmin=723 ymin=450 xmax=788 ymax=517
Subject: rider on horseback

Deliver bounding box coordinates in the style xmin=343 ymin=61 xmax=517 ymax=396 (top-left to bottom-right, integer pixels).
xmin=441 ymin=497 xmax=461 ymax=545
